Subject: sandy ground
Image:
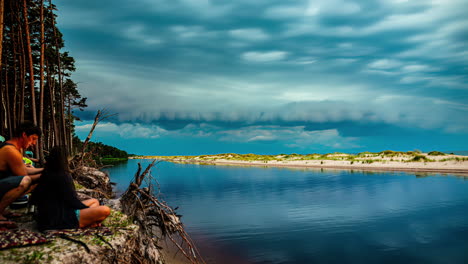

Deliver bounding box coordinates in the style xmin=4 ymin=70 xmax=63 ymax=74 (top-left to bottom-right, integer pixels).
xmin=155 ymin=154 xmax=468 ymax=175
xmin=196 ymin=159 xmax=468 ymax=175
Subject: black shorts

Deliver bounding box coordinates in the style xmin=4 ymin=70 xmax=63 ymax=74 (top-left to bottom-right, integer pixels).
xmin=0 ymin=176 xmax=25 ymax=200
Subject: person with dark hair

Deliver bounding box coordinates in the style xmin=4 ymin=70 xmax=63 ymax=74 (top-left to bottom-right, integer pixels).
xmin=0 ymin=121 xmax=43 ymax=227
xmin=32 ymin=147 xmax=110 ymax=230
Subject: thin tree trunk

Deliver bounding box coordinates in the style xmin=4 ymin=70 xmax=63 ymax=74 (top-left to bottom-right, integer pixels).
xmin=18 ymin=16 xmax=25 ymax=124
xmin=0 ymin=73 xmax=6 ymax=133
xmin=67 ymin=96 xmax=72 ymax=153
xmin=12 ymin=35 xmax=17 ymax=127
xmin=0 ymin=0 xmax=4 ymax=69
xmin=50 ymin=1 xmax=65 ymax=146
xmin=19 ymin=48 xmax=25 ymax=123
xmin=23 ymin=0 xmax=37 ymax=124
xmin=4 ymin=71 xmax=11 ymax=137
xmin=0 ymin=0 xmax=4 ymax=135
xmin=38 ymin=0 xmax=45 ymax=161
xmin=80 ymin=110 xmax=102 ymax=161
xmin=0 ymin=0 xmax=5 ymax=71
xmin=46 ymin=62 xmax=58 ymax=146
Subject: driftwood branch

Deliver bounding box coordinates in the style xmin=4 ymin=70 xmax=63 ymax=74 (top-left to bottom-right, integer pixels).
xmin=79 ymin=109 xmax=117 ymax=161
xmin=121 ymin=161 xmax=205 ymax=264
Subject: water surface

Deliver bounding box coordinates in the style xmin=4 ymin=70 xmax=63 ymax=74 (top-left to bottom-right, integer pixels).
xmin=105 ymin=159 xmax=468 ymax=264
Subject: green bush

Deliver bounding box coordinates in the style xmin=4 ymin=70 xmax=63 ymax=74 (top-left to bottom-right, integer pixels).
xmin=428 ymin=151 xmax=446 ymax=156
xmin=412 ymin=155 xmax=429 ymax=162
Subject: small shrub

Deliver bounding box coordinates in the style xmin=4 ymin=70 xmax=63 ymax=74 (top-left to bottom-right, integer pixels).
xmin=428 ymin=151 xmax=446 ymax=156
xmin=412 ymin=155 xmax=429 ymax=162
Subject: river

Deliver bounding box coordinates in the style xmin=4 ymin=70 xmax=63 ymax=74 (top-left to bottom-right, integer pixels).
xmin=104 ymin=159 xmax=468 ymax=264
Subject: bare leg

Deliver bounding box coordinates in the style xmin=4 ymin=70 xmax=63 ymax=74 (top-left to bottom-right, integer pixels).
xmin=26 ymin=184 xmax=38 ymax=194
xmin=28 ymin=173 xmax=41 ymax=182
xmin=0 ymin=176 xmax=32 ymax=221
xmin=82 ymin=198 xmax=100 ymax=208
xmin=79 ymin=206 xmax=111 ymax=228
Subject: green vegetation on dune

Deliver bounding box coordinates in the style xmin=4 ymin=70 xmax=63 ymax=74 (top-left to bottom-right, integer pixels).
xmin=428 ymin=151 xmax=446 ymax=156
xmin=141 ymin=150 xmax=467 ymax=164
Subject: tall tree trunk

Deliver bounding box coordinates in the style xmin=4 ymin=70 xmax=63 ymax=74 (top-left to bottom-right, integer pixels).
xmin=12 ymin=34 xmax=18 ymax=127
xmin=17 ymin=17 xmax=25 ymax=124
xmin=0 ymin=0 xmax=4 ymax=69
xmin=0 ymin=73 xmax=6 ymax=133
xmin=50 ymin=1 xmax=65 ymax=147
xmin=19 ymin=48 xmax=25 ymax=124
xmin=22 ymin=0 xmax=37 ymax=125
xmin=38 ymin=0 xmax=45 ymax=161
xmin=46 ymin=61 xmax=58 ymax=146
xmin=67 ymin=97 xmax=72 ymax=153
xmin=0 ymin=0 xmax=4 ymax=135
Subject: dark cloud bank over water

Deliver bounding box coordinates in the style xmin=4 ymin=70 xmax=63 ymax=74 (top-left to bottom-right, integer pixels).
xmin=57 ymin=0 xmax=468 ymax=155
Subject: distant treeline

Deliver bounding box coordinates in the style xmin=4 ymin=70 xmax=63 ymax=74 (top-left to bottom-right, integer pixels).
xmin=73 ymin=136 xmax=128 ymax=163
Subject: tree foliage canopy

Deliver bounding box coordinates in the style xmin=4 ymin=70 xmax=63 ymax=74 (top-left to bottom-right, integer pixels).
xmin=0 ymin=0 xmax=86 ymax=159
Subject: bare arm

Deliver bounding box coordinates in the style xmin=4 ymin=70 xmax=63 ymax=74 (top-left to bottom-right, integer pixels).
xmin=26 ymin=166 xmax=43 ymax=175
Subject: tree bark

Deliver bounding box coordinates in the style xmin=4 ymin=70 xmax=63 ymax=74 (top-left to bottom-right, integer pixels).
xmin=46 ymin=61 xmax=59 ymax=146
xmin=22 ymin=0 xmax=37 ymax=124
xmin=50 ymin=4 xmax=65 ymax=146
xmin=38 ymin=0 xmax=45 ymax=161
xmin=0 ymin=0 xmax=4 ymax=69
xmin=80 ymin=110 xmax=102 ymax=160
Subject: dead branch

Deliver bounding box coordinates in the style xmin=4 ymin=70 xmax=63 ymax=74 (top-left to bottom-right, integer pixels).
xmin=121 ymin=161 xmax=206 ymax=264
xmin=79 ymin=109 xmax=117 ymax=162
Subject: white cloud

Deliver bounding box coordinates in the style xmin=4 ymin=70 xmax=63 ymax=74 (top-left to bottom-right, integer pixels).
xmin=170 ymin=25 xmax=218 ymax=39
xmin=123 ymin=24 xmax=162 ymax=45
xmin=401 ymin=64 xmax=433 ymax=72
xmin=368 ymin=59 xmax=402 ymax=70
xmin=75 ymin=122 xmax=168 ymax=139
xmin=265 ymin=0 xmax=361 ymax=19
xmin=180 ymin=0 xmax=233 ymax=18
xmin=242 ymin=51 xmax=288 ymax=63
xmin=228 ymin=28 xmax=270 ymax=41
xmin=216 ymin=126 xmax=359 ymax=149
xmin=264 ymin=6 xmax=306 ymax=19
xmin=306 ymin=0 xmax=361 ymax=15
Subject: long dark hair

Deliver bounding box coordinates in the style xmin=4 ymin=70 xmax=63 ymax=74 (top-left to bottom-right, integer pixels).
xmin=44 ymin=146 xmax=70 ymax=174
xmin=32 ymin=146 xmax=84 ymax=230
xmin=38 ymin=146 xmax=76 ymax=193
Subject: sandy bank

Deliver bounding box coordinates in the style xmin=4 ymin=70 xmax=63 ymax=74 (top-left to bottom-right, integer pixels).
xmin=138 ymin=153 xmax=468 ymax=175
xmin=186 ymin=159 xmax=468 ymax=175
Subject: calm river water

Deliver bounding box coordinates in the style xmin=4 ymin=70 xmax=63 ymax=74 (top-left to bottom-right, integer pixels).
xmin=104 ymin=159 xmax=468 ymax=264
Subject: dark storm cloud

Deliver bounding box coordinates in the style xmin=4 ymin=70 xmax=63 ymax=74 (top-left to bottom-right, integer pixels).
xmin=58 ymin=0 xmax=468 ymax=151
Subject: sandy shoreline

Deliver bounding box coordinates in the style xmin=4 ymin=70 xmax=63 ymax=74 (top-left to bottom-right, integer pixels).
xmin=133 ymin=153 xmax=468 ymax=175
xmin=180 ymin=159 xmax=468 ymax=175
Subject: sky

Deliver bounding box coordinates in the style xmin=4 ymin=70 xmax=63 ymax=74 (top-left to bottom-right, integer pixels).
xmin=55 ymin=0 xmax=468 ymax=155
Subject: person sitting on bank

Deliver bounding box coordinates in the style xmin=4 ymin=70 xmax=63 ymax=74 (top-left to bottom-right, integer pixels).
xmin=32 ymin=146 xmax=111 ymax=230
xmin=0 ymin=122 xmax=43 ymax=226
